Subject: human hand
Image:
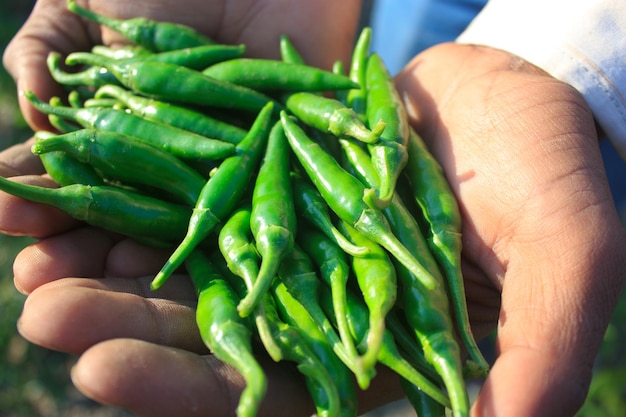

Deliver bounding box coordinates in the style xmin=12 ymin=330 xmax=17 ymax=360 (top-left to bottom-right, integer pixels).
xmin=2 ymin=0 xmax=360 ymax=132
xmin=394 ymin=43 xmax=626 ymax=417
xmin=0 ymin=143 xmax=404 ymax=416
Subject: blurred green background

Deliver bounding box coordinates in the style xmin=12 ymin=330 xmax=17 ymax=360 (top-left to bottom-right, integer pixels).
xmin=0 ymin=2 xmax=624 ymax=417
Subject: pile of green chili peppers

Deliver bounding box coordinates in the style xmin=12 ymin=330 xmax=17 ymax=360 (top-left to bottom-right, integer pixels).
xmin=0 ymin=1 xmax=493 ymax=416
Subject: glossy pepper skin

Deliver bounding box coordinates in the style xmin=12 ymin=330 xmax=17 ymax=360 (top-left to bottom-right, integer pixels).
xmin=336 ymin=220 xmax=397 ymax=374
xmin=64 ymin=53 xmax=280 ymax=114
xmin=66 ymin=0 xmax=215 ymax=52
xmin=33 ymin=131 xmax=105 ymax=187
xmin=280 ymin=110 xmax=437 ymax=291
xmin=272 ymin=280 xmax=358 ymax=417
xmin=277 ymin=245 xmax=371 ymax=390
xmin=345 ymin=26 xmax=372 ymax=120
xmin=31 ymin=129 xmax=206 ymax=206
xmin=339 ymin=128 xmax=470 ymax=416
xmin=185 ymin=250 xmax=267 ymax=417
xmin=0 ymin=176 xmax=190 ymax=244
xmin=47 ymin=52 xmax=121 ymax=89
xmin=405 ymin=128 xmax=489 ymax=374
xmin=217 ymin=206 xmax=283 ymax=361
xmin=67 ymin=43 xmax=246 ymax=72
xmin=151 ymin=102 xmax=274 ymax=290
xmin=239 ymin=121 xmax=296 ymax=317
xmin=283 ymin=92 xmax=385 ymax=144
xmin=364 ymin=52 xmax=409 ymax=210
xmin=291 ymin=173 xmax=367 ymax=257
xmin=318 ymin=284 xmax=451 ymax=409
xmin=94 ymin=84 xmax=247 ymax=145
xmin=203 ymin=58 xmax=360 ymax=92
xmin=25 ymin=90 xmax=236 ymax=161
xmin=296 ymin=226 xmax=363 ymax=381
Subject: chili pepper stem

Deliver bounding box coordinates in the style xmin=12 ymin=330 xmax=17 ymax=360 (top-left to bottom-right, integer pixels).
xmin=151 ymin=207 xmax=220 ymax=290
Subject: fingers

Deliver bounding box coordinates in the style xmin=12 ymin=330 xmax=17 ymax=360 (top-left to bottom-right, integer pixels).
xmin=71 ymin=338 xmax=314 ymax=417
xmin=18 ymin=276 xmax=202 ymax=354
xmin=13 ymin=226 xmax=172 ymax=294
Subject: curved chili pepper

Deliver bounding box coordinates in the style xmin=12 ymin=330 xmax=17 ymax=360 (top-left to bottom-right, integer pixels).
xmin=364 ymin=52 xmax=409 ymax=210
xmin=291 ymin=173 xmax=368 ymax=257
xmin=25 ymin=90 xmax=236 ymax=160
xmin=185 ymin=250 xmax=267 ymax=417
xmin=0 ymin=176 xmax=190 ymax=243
xmin=338 ymin=130 xmax=471 ymax=416
xmin=272 ymin=280 xmax=358 ymax=417
xmin=34 ymin=131 xmax=105 ymax=187
xmin=283 ymin=92 xmax=385 ymax=144
xmin=91 ymin=44 xmax=152 ymax=60
xmin=319 ymin=284 xmax=451 ymax=409
xmin=95 ymin=84 xmax=247 ymax=145
xmin=346 ymin=26 xmax=371 ymax=119
xmin=262 ymin=291 xmax=341 ymax=417
xmin=31 ymin=128 xmax=206 ymax=206
xmin=279 ymin=34 xmax=305 ymax=65
xmin=68 ymin=43 xmax=246 ymax=72
xmin=405 ymin=128 xmax=489 ymax=375
xmin=150 ymin=102 xmax=274 ymax=290
xmin=47 ymin=52 xmax=121 ymax=89
xmin=239 ymin=121 xmax=296 ymax=317
xmin=336 ymin=220 xmax=397 ymax=373
xmin=64 ymin=53 xmax=280 ymax=114
xmin=296 ymin=226 xmax=363 ymax=383
xmin=277 ymin=245 xmax=372 ymax=390
xmin=217 ymin=206 xmax=283 ymax=361
xmin=203 ymin=58 xmax=359 ymax=92
xmin=66 ymin=0 xmax=215 ymax=52
xmin=280 ymin=111 xmax=437 ymax=290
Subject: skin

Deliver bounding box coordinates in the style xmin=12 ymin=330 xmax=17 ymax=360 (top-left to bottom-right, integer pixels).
xmin=2 ymin=1 xmax=626 ymax=416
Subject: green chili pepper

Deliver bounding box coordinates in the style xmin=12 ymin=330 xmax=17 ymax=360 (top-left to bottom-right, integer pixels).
xmin=364 ymin=52 xmax=409 ymax=210
xmin=272 ymin=279 xmax=358 ymax=417
xmin=319 ymin=284 xmax=451 ymax=409
xmin=262 ymin=291 xmax=342 ymax=417
xmin=395 ymin=261 xmax=469 ymax=417
xmin=66 ymin=0 xmax=215 ymax=52
xmin=47 ymin=52 xmax=121 ymax=89
xmin=280 ymin=111 xmax=437 ymax=290
xmin=95 ymin=84 xmax=247 ymax=145
xmin=34 ymin=131 xmax=105 ymax=187
xmin=64 ymin=53 xmax=280 ymax=114
xmin=279 ymin=34 xmax=305 ymax=65
xmin=217 ymin=206 xmax=283 ymax=361
xmin=68 ymin=43 xmax=246 ymax=72
xmin=185 ymin=250 xmax=267 ymax=417
xmin=31 ymin=128 xmax=206 ymax=206
xmin=25 ymin=90 xmax=236 ymax=160
xmin=0 ymin=176 xmax=190 ymax=243
xmin=296 ymin=226 xmax=363 ymax=384
xmin=203 ymin=58 xmax=359 ymax=92
xmin=405 ymin=128 xmax=489 ymax=375
xmin=346 ymin=26 xmax=371 ymax=119
xmin=331 ymin=60 xmax=347 ymax=100
xmin=277 ymin=245 xmax=372 ymax=390
xmin=283 ymin=92 xmax=385 ymax=144
xmin=239 ymin=121 xmax=296 ymax=317
xmin=290 ymin=173 xmax=368 ymax=257
xmin=336 ymin=220 xmax=397 ymax=373
xmin=150 ymin=102 xmax=274 ymax=290
xmin=338 ymin=129 xmax=471 ymax=415
xmin=91 ymin=44 xmax=152 ymax=60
